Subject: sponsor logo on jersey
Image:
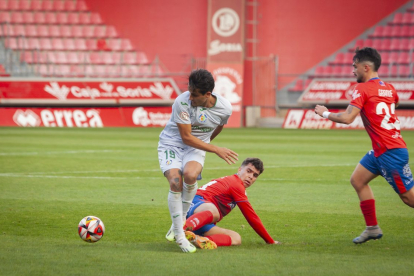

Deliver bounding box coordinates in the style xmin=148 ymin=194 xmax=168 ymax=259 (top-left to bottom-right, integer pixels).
xmin=181 ymin=102 xmax=188 ymax=106
xmin=180 ymin=111 xmax=190 ymax=121
xmin=200 ymin=108 xmax=207 ymax=111
xmin=192 ymin=126 xmax=213 ymax=132
xmin=378 ymin=89 xmax=393 ymax=97
xmin=379 ymin=81 xmax=385 ymax=86
xmin=198 ymin=113 xmax=208 ymax=123
xmin=403 ymin=164 xmax=412 ymax=178
xmin=392 ymin=131 xmax=403 ymax=139
xmin=166 ymin=160 xmax=172 ymax=165
xmin=352 ymin=90 xmax=361 ymax=100
xmin=227 ymin=202 xmax=236 ymax=210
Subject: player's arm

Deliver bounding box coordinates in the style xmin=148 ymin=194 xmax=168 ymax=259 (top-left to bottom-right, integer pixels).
xmin=237 ymin=201 xmax=276 ymax=244
xmin=210 ymin=125 xmax=223 ymax=142
xmin=314 ymin=104 xmax=360 ymax=125
xmin=177 ymin=123 xmax=238 ymax=165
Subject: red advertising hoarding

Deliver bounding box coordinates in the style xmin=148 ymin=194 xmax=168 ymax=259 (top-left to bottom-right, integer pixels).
xmin=0 ymin=106 xmax=172 ymax=127
xmin=298 ymin=79 xmax=414 ymax=106
xmin=283 ymin=109 xmax=414 ymax=130
xmin=206 ymin=0 xmax=244 ymax=127
xmin=0 ymin=78 xmax=180 ymax=105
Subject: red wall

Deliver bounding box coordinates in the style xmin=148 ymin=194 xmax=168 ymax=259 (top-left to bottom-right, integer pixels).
xmin=85 ymin=0 xmax=409 ymax=98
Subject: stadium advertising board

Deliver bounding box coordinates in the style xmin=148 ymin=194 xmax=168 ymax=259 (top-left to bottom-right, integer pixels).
xmin=0 ymin=107 xmax=172 ymax=127
xmin=283 ymin=109 xmax=414 ymax=130
xmin=298 ymin=79 xmax=414 ymax=106
xmin=0 ymin=78 xmax=180 ymax=105
xmin=207 ymin=0 xmax=244 ymax=127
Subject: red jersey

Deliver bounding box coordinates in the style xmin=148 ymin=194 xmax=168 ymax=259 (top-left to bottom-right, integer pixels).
xmin=196 ymin=174 xmax=274 ymax=244
xmin=349 ymin=78 xmax=406 ymax=157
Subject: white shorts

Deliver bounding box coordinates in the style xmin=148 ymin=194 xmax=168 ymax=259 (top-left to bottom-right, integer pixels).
xmin=157 ymin=143 xmax=206 ymax=174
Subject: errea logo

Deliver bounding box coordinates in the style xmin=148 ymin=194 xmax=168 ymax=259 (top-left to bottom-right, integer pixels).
xmin=352 ymin=90 xmax=361 ymax=100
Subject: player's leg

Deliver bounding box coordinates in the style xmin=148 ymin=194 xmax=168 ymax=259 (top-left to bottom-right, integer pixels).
xmin=351 ymin=151 xmax=382 ymax=244
xmin=399 ymin=188 xmax=414 ymax=207
xmin=182 ymin=148 xmax=205 ymax=218
xmin=158 ymin=145 xmax=195 ymax=252
xmin=204 ymin=226 xmax=241 ymax=246
xmin=184 ymin=202 xmax=220 ymax=231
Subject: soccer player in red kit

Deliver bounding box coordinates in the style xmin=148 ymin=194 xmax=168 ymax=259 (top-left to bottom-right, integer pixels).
xmin=177 ymin=158 xmax=278 ymax=249
xmin=315 ymin=47 xmax=414 ymax=244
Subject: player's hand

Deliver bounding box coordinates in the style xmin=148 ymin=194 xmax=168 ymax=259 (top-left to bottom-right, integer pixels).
xmin=314 ymin=104 xmax=329 ymax=117
xmin=215 ymin=147 xmax=238 ymax=165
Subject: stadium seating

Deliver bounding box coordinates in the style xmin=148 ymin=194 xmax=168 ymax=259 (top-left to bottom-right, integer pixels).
xmin=0 ymin=0 xmax=152 ymax=78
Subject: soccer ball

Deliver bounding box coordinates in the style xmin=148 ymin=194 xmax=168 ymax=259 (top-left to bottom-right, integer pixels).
xmin=78 ymin=216 xmax=105 ymax=243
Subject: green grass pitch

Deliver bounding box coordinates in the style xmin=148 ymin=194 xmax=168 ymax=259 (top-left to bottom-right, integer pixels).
xmin=1 ymin=127 xmax=413 ymax=276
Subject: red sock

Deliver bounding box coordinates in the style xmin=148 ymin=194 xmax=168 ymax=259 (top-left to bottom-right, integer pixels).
xmin=184 ymin=211 xmax=213 ymax=231
xmin=360 ymin=199 xmax=378 ymax=226
xmin=206 ymin=234 xmax=232 ymax=247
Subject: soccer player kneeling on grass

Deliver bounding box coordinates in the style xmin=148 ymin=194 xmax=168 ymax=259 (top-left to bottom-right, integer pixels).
xmin=314 ymin=47 xmax=414 ymax=244
xmin=166 ymin=158 xmax=279 ymax=249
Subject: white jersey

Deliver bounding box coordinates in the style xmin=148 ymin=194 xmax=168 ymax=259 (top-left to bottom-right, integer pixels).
xmin=159 ymin=91 xmax=232 ymax=148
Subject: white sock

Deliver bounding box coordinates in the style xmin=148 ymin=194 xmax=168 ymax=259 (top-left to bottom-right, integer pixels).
xmin=182 ymin=181 xmax=198 ymax=218
xmin=168 ymin=190 xmax=184 ymax=240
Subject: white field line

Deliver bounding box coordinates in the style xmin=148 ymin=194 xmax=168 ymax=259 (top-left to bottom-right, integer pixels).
xmin=0 ymin=163 xmax=355 ymax=179
xmin=0 ymin=150 xmax=124 ymax=156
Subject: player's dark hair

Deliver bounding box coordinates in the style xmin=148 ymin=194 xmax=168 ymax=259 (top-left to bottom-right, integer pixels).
xmin=188 ymin=69 xmax=215 ymax=95
xmin=353 ymin=47 xmax=381 ymax=72
xmin=242 ymin=158 xmax=264 ymax=174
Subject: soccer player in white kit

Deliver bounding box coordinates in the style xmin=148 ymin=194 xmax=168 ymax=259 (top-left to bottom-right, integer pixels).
xmin=158 ymin=69 xmax=239 ymax=253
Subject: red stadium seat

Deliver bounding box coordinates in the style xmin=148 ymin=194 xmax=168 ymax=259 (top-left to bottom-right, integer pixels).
xmin=70 ymin=65 xmax=85 ymax=77
xmin=45 ymin=12 xmax=57 ymax=24
xmin=39 ymin=38 xmax=52 ymax=50
xmin=378 ymin=65 xmax=389 ymax=77
xmin=67 ymin=12 xmax=79 ymax=24
xmin=123 ymin=51 xmax=138 ymax=64
xmin=52 ymin=38 xmax=64 ymax=50
xmin=8 ymin=0 xmax=20 ymax=10
xmin=397 ymin=52 xmax=410 ymax=64
xmin=112 ymin=52 xmax=122 ymax=64
xmin=85 ymin=38 xmax=97 ymax=50
xmin=90 ymin=13 xmax=102 ymax=24
xmin=64 ymin=1 xmax=76 ymax=12
xmin=382 ymin=25 xmax=393 ymax=38
xmin=391 ymin=26 xmax=401 ymax=38
xmin=0 ymin=0 xmax=7 ymax=10
xmin=121 ymin=39 xmax=133 ymax=51
xmin=106 ymin=65 xmax=122 ymax=78
xmin=101 ymin=52 xmax=114 ymax=64
xmin=11 ymin=12 xmax=23 ymax=24
xmin=13 ymin=24 xmax=25 ymax=36
xmin=399 ymin=65 xmax=411 ymax=78
xmin=391 ymin=13 xmax=403 ymax=25
xmin=33 ymin=12 xmax=46 ymax=24
xmin=331 ymin=65 xmax=343 ymax=77
xmin=49 ymin=25 xmax=61 ymax=37
xmin=388 ymin=52 xmax=399 ymax=64
xmin=77 ymin=51 xmax=90 ymax=63
xmin=22 ymin=11 xmax=34 ymax=24
xmin=74 ymin=38 xmax=87 ymax=50
xmin=107 ymin=39 xmax=121 ymax=50
xmin=402 ymin=13 xmax=412 ymax=25
xmin=20 ymin=0 xmax=31 ymax=11
xmin=42 ymin=1 xmax=54 ymax=11
xmin=379 ymin=38 xmax=391 ymax=51
xmin=27 ymin=38 xmax=40 ymax=50
xmin=75 ymin=1 xmax=88 ymax=12
xmin=400 ymin=26 xmax=410 ymax=38
xmin=37 ymin=64 xmax=51 ymax=76
xmin=0 ymin=11 xmax=11 ymax=23
xmin=389 ymin=38 xmax=400 ymax=51
xmin=90 ymin=52 xmax=103 ymax=64
xmin=63 ymin=38 xmax=75 ymax=50
xmin=36 ymin=25 xmax=49 ymax=37
xmin=78 ymin=12 xmax=90 ymax=24
xmin=71 ymin=25 xmax=83 ymax=37
xmin=56 ymin=12 xmax=68 ymax=24
xmin=390 ymin=64 xmax=398 ymax=77
xmin=136 ymin=51 xmax=149 ymax=64
xmin=82 ymin=25 xmax=94 ymax=38
xmin=66 ymin=51 xmax=80 ymax=64
xmin=380 ymin=52 xmax=390 ymax=65
xmin=21 ymin=51 xmax=35 ymax=63
xmin=105 ymin=26 xmax=118 ymax=38
xmin=25 ymin=25 xmax=37 ymax=37
xmin=31 ymin=0 xmax=42 ymax=11
xmin=93 ymin=25 xmax=106 ymax=37
xmin=370 ymin=26 xmax=383 ymax=38
xmin=409 ymin=39 xmax=414 ymax=50
xmin=60 ymin=25 xmax=72 ymax=37
xmin=53 ymin=1 xmax=65 ymax=12
xmin=289 ymin=79 xmax=304 ymax=92
xmin=399 ymin=38 xmax=410 ymax=51
xmin=331 ymin=53 xmax=344 ymax=65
